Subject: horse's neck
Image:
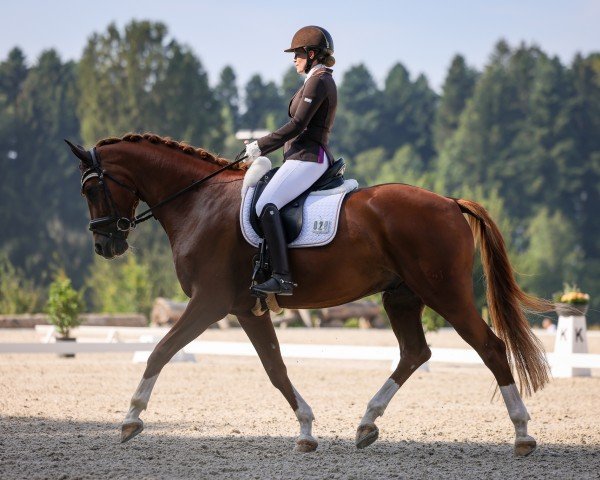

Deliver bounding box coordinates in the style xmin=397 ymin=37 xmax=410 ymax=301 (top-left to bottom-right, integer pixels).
xmin=125 ymin=145 xmax=242 ymax=242
xmin=125 ymin=146 xmax=212 ymax=204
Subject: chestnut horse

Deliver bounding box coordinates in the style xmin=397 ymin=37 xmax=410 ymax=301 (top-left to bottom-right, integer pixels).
xmin=66 ymin=133 xmax=550 ymax=456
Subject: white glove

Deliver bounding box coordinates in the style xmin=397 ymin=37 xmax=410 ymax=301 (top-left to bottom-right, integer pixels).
xmin=245 ymin=141 xmax=261 ymax=165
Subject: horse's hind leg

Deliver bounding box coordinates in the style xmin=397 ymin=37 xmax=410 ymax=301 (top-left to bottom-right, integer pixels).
xmin=121 ymin=298 xmax=227 ymax=443
xmin=237 ymin=312 xmax=317 ymax=453
xmin=440 ymin=304 xmax=537 ymax=456
xmin=356 ymin=284 xmax=431 ymax=449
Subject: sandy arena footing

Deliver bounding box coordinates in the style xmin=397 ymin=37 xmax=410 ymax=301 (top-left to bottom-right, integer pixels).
xmin=0 ymin=328 xmax=598 ymax=479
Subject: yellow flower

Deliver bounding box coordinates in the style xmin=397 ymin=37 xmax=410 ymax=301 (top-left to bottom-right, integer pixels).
xmin=560 ymin=291 xmax=590 ymax=304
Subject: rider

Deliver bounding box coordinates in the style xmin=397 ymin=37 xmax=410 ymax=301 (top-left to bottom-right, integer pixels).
xmin=245 ymin=25 xmax=337 ymax=297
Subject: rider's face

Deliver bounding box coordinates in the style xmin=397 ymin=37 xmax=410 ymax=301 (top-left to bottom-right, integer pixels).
xmin=293 ymin=49 xmax=313 ymax=74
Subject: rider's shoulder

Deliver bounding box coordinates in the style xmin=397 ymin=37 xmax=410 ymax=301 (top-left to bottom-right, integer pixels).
xmin=305 ymin=69 xmax=335 ymax=90
xmin=311 ymin=68 xmax=334 ymax=80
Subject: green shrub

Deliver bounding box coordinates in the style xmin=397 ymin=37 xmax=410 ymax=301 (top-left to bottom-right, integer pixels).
xmin=422 ymin=307 xmax=446 ymax=333
xmin=86 ymin=255 xmax=152 ymax=316
xmin=344 ymin=318 xmax=360 ymax=328
xmin=46 ymin=273 xmax=84 ymax=338
xmin=0 ymin=252 xmax=42 ymax=314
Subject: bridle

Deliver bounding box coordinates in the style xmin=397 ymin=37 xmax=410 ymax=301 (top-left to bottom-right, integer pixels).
xmin=81 ymin=147 xmax=248 ymax=239
xmin=80 ymin=147 xmax=139 ymax=239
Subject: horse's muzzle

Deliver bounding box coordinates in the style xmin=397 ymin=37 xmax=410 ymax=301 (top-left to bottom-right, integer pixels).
xmin=94 ymin=236 xmax=128 ymax=259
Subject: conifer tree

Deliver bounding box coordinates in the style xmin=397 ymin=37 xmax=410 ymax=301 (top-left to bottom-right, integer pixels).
xmin=281 ymin=66 xmax=302 ymax=100
xmin=78 ymin=20 xmax=219 ymax=147
xmin=434 ymin=54 xmax=477 ymax=152
xmin=334 ymin=64 xmax=380 ymax=155
xmin=215 ymin=65 xmax=240 ymax=131
xmin=2 ymin=50 xmax=84 ymax=281
xmin=241 ymin=74 xmax=284 ymax=130
xmin=0 ymin=47 xmax=28 ymax=105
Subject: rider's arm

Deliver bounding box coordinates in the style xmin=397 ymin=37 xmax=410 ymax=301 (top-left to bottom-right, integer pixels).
xmin=256 ymin=76 xmax=326 ymax=156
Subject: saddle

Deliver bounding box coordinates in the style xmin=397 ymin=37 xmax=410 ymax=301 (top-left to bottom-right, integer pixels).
xmin=249 ymin=158 xmax=347 ymax=243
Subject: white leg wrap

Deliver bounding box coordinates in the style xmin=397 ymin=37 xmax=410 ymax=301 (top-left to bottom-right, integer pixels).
xmin=360 ymin=378 xmax=400 ymax=426
xmin=500 ymin=383 xmax=531 ymax=438
xmin=293 ymin=386 xmax=315 ymax=440
xmin=124 ymin=374 xmax=158 ymax=423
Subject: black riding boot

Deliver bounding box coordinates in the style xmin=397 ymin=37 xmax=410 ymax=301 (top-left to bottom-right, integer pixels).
xmin=251 ymin=204 xmax=295 ymax=296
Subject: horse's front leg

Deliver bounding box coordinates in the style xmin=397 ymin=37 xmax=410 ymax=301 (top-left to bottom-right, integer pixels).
xmin=121 ymin=298 xmax=227 ymax=443
xmin=237 ymin=312 xmax=318 ymax=452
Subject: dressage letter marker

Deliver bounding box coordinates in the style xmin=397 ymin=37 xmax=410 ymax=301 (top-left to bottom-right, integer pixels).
xmin=552 ymin=314 xmax=591 ymax=378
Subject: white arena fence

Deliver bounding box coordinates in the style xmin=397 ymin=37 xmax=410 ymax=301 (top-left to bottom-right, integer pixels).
xmin=0 ymin=325 xmax=599 ymax=371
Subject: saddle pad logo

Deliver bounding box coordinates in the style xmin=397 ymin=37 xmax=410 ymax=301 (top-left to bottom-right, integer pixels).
xmin=304 ymin=97 xmax=313 ymax=103
xmin=313 ymin=219 xmax=331 ymax=234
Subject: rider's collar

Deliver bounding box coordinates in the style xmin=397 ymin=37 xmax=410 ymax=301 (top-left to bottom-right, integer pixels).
xmin=304 ymin=63 xmax=326 ymax=83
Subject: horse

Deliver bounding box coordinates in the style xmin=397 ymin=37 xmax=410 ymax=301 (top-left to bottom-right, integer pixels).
xmin=66 ymin=132 xmax=551 ymax=456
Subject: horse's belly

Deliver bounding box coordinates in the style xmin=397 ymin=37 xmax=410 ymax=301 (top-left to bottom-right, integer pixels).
xmin=279 ymin=236 xmax=395 ymax=309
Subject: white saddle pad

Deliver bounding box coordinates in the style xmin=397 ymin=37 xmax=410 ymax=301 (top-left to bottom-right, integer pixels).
xmin=240 ymin=179 xmax=359 ymax=248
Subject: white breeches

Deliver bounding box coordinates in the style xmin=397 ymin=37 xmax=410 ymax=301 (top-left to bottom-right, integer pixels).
xmin=255 ymin=157 xmax=329 ymax=216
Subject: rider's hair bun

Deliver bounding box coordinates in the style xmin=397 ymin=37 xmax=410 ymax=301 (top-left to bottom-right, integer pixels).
xmin=322 ymin=54 xmax=335 ymax=67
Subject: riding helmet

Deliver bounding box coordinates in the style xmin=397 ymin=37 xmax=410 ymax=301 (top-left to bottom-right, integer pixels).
xmin=284 ymin=26 xmax=334 ymax=55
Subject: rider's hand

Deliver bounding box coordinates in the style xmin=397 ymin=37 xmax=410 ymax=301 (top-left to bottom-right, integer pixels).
xmin=245 ymin=141 xmax=261 ymax=165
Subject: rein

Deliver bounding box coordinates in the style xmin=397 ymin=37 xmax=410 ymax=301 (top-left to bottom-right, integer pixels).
xmin=82 ymin=147 xmax=248 ymax=237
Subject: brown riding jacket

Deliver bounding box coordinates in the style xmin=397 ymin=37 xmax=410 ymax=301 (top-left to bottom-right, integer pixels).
xmin=257 ymin=67 xmax=337 ymax=164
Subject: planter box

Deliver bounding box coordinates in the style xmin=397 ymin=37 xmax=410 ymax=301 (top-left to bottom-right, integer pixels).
xmin=555 ymin=302 xmax=589 ymax=317
xmin=56 ymin=336 xmax=76 ymax=358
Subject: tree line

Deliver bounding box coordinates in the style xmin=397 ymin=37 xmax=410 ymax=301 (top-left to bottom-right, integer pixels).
xmin=0 ymin=20 xmax=598 ymax=323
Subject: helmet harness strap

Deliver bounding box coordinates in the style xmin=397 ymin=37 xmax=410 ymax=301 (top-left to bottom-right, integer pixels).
xmin=304 ymin=47 xmax=316 ymax=74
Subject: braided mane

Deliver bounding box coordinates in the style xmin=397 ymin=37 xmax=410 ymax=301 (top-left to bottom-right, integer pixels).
xmin=96 ymin=132 xmax=248 ymax=171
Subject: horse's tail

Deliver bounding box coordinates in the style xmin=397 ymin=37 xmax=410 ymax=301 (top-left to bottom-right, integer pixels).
xmin=454 ymin=198 xmax=552 ymax=395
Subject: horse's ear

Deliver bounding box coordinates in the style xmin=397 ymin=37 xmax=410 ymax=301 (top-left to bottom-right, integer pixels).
xmin=64 ymin=139 xmax=92 ymax=165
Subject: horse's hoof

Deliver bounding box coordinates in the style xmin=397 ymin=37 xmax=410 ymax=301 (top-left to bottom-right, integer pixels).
xmin=295 ymin=436 xmax=318 ymax=453
xmin=356 ymin=423 xmax=379 ymax=449
xmin=515 ymin=436 xmax=536 ymax=457
xmin=121 ymin=420 xmax=144 ymax=443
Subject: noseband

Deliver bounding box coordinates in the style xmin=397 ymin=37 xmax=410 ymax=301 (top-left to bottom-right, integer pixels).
xmin=81 ymin=147 xmax=248 ymax=239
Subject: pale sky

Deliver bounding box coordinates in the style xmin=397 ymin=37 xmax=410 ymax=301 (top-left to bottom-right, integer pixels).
xmin=1 ymin=0 xmax=598 ymax=92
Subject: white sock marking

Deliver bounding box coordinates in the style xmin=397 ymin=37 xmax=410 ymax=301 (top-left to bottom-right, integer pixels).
xmin=124 ymin=374 xmax=158 ymax=424
xmin=293 ymin=386 xmax=315 ymax=440
xmin=500 ymin=383 xmax=531 ymax=438
xmin=360 ymin=378 xmax=400 ymax=426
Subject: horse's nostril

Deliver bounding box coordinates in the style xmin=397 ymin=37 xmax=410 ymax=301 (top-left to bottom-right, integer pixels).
xmin=94 ymin=243 xmax=103 ymax=255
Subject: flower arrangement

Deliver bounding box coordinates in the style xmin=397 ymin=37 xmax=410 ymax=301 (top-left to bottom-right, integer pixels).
xmin=554 ymin=283 xmax=590 ymax=316
xmin=554 ymin=283 xmax=590 ymax=304
xmin=558 ymin=291 xmax=590 ymax=304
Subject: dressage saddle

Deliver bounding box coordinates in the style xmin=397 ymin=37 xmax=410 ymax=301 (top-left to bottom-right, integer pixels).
xmin=249 ymin=158 xmax=346 ymax=243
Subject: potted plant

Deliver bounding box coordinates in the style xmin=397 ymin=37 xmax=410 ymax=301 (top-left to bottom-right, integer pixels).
xmin=46 ymin=274 xmax=84 ymax=358
xmin=554 ymin=283 xmax=590 ymax=317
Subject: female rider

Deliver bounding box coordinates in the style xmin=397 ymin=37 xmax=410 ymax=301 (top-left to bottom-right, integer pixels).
xmin=245 ymin=25 xmax=337 ymax=297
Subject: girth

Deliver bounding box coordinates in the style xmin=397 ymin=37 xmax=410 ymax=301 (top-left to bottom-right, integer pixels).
xmin=249 ymin=158 xmax=346 ymax=243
